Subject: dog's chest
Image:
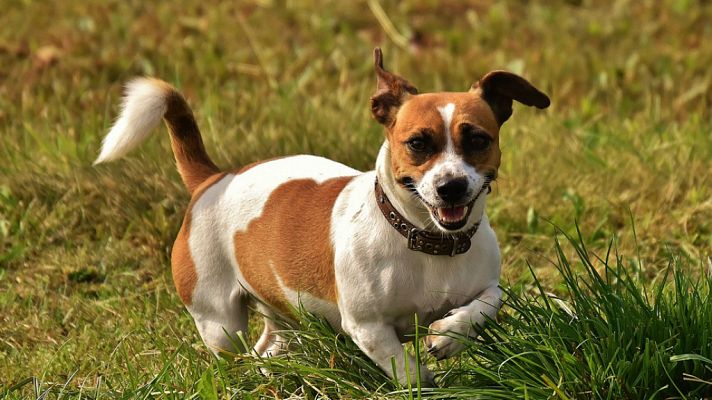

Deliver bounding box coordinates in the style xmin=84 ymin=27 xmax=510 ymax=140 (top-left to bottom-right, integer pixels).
xmin=388 ymin=255 xmax=485 ymax=335
xmin=337 ymin=233 xmax=497 ymax=334
xmin=333 ymin=172 xmax=501 ymax=338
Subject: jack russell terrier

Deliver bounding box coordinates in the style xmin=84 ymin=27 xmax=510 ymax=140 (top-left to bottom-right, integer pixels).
xmin=95 ymin=48 xmax=549 ymax=385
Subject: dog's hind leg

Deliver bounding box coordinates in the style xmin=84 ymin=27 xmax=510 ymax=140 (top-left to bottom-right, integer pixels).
xmin=189 ymin=290 xmax=250 ymax=355
xmin=252 ymin=305 xmax=285 ymax=357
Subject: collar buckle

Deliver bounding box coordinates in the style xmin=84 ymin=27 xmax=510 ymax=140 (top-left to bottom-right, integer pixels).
xmin=450 ymin=235 xmax=459 ymax=257
xmin=407 ymin=228 xmax=421 ymax=250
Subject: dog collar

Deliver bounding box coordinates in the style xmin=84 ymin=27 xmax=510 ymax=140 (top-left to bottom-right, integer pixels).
xmin=374 ymin=178 xmax=485 ymax=257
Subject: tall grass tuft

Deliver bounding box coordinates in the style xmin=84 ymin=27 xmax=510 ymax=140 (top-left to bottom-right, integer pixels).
xmin=440 ymin=226 xmax=712 ymax=399
xmin=219 ymin=311 xmax=396 ymax=398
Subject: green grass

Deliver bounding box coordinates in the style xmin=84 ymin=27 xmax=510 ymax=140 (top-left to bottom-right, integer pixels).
xmin=457 ymin=227 xmax=712 ymax=398
xmin=1 ymin=0 xmax=712 ymax=398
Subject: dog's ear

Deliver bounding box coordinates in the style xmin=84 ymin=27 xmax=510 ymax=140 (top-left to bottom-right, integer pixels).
xmin=370 ymin=48 xmax=418 ymax=127
xmin=470 ymin=71 xmax=550 ymax=126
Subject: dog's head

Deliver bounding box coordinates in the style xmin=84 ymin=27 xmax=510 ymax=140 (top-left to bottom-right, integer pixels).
xmin=371 ymin=48 xmax=550 ymax=232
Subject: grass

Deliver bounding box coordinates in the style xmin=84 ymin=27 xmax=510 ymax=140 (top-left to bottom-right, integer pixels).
xmin=4 ymin=228 xmax=711 ymax=398
xmin=458 ymin=227 xmax=712 ymax=399
xmin=1 ymin=0 xmax=712 ymax=398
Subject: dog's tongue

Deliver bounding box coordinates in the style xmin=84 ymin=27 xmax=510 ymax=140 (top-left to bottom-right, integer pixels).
xmin=437 ymin=206 xmax=467 ymax=223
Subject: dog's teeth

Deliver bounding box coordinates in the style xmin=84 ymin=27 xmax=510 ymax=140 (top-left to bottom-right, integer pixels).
xmin=437 ymin=206 xmax=467 ymax=223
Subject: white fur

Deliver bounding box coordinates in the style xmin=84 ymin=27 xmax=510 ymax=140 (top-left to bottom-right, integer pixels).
xmin=437 ymin=103 xmax=456 ymax=152
xmin=184 ymin=150 xmax=501 ymax=385
xmin=424 ymin=285 xmax=502 ymax=359
xmin=94 ymin=78 xmax=169 ymax=164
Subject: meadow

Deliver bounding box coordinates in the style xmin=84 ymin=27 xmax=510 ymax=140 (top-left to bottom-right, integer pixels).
xmin=1 ymin=0 xmax=712 ymax=398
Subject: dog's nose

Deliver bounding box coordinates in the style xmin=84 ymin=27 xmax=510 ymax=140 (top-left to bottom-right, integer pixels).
xmin=436 ymin=178 xmax=468 ymax=203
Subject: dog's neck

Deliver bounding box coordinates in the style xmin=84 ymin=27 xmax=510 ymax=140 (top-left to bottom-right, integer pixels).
xmin=374 ymin=140 xmax=488 ymax=234
xmin=375 ymin=141 xmax=432 ymax=229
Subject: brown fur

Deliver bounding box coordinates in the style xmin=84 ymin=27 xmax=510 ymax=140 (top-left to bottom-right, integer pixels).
xmin=233 ymin=176 xmax=355 ymax=313
xmin=151 ymin=79 xmax=219 ymax=194
xmin=172 ymin=219 xmax=198 ymax=305
xmin=388 ymin=92 xmax=502 ymax=183
xmin=371 ymin=48 xmax=418 ymax=126
xmin=472 ymin=71 xmax=551 ymax=125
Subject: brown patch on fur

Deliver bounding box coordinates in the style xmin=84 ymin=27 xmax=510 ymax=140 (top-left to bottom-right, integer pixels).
xmin=448 ymin=96 xmax=502 ymax=176
xmin=388 ymin=92 xmax=501 ymax=182
xmin=171 ymin=172 xmax=227 ymax=305
xmin=233 ymin=176 xmax=355 ymax=313
xmin=146 ymin=79 xmax=219 ymax=194
xmin=170 ymin=157 xmax=287 ymax=307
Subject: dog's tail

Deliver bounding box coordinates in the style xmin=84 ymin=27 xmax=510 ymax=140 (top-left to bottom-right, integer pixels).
xmin=94 ymin=78 xmax=219 ymax=194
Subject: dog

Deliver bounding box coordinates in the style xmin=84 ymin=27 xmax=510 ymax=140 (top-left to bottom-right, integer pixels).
xmin=95 ymin=48 xmax=549 ymax=385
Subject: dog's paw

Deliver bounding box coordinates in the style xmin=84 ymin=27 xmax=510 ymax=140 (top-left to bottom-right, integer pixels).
xmin=424 ymin=332 xmax=466 ymax=360
xmin=424 ymin=312 xmax=472 ymax=360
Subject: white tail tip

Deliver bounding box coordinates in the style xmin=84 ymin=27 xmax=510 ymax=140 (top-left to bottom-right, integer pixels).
xmin=94 ymin=78 xmax=170 ymax=165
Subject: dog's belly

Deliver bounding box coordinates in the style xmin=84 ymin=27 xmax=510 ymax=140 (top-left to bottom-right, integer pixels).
xmin=186 ymin=155 xmax=359 ymax=322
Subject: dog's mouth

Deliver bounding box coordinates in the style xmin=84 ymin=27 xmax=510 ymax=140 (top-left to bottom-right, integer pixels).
xmin=432 ymin=205 xmax=470 ymax=229
xmin=400 ymin=177 xmax=480 ymax=231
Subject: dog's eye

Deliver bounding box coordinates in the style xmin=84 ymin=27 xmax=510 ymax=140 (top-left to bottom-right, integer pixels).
xmin=461 ymin=124 xmax=492 ymax=153
xmin=408 ymin=138 xmax=426 ymax=152
xmin=468 ymin=134 xmax=491 ymax=151
xmin=406 ymin=135 xmax=433 ymax=154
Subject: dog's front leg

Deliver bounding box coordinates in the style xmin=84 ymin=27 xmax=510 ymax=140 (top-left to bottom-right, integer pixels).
xmin=344 ymin=320 xmax=435 ymax=386
xmin=424 ymin=285 xmax=502 ymax=360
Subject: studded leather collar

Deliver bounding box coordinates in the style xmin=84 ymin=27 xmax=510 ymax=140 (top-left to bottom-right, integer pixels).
xmin=374 ymin=178 xmax=486 ymax=256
